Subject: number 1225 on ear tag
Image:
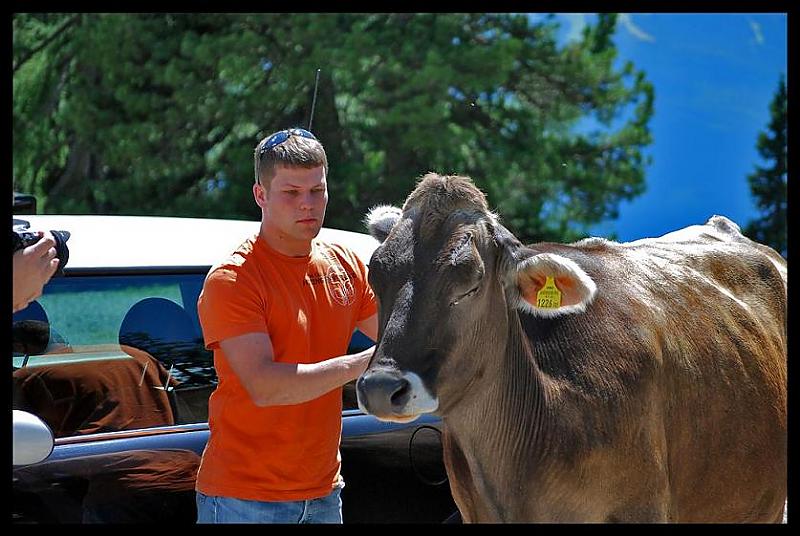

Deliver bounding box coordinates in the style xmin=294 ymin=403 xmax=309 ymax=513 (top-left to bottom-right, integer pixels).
xmin=536 ymin=276 xmax=562 ymax=309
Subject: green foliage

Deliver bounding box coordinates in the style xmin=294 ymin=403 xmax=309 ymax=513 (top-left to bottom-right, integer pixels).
xmin=743 ymin=75 xmax=787 ymax=257
xmin=13 ymin=13 xmax=653 ymax=243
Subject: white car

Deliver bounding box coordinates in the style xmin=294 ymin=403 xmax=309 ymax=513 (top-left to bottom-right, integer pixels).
xmin=12 ymin=214 xmax=456 ymax=524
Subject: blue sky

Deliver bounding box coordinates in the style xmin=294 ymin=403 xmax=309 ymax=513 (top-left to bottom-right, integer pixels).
xmin=550 ymin=13 xmax=787 ymax=242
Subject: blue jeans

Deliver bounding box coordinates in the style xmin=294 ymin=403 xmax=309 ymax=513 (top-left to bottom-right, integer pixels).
xmin=196 ymin=486 xmax=343 ymax=524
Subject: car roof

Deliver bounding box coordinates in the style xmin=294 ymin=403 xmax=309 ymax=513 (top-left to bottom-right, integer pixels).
xmin=14 ymin=215 xmax=380 ymax=270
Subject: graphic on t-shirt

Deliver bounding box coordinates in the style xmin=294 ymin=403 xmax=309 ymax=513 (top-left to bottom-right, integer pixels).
xmin=326 ymin=263 xmax=355 ymax=306
xmin=317 ymin=245 xmax=356 ymax=307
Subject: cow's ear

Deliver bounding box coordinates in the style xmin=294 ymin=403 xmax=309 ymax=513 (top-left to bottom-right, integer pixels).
xmin=365 ymin=205 xmax=403 ymax=243
xmin=514 ymin=253 xmax=597 ymax=317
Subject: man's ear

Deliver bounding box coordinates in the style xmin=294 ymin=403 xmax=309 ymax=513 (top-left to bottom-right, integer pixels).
xmin=513 ymin=252 xmax=597 ymax=318
xmin=253 ymin=182 xmax=267 ymax=209
xmin=365 ymin=205 xmax=402 ymax=243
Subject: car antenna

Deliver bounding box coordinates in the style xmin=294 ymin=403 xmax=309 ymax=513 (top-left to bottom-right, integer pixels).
xmin=308 ymin=68 xmax=321 ymax=131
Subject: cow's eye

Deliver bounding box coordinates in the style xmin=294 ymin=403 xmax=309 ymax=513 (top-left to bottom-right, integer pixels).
xmin=449 ymin=285 xmax=480 ymax=307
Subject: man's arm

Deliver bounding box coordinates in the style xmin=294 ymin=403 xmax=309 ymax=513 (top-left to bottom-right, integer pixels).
xmin=220 ymin=331 xmax=373 ymax=407
xmin=356 ymin=313 xmax=378 ymax=342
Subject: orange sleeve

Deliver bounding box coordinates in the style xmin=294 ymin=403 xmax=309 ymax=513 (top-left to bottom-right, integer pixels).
xmin=351 ymin=249 xmax=378 ymax=322
xmin=197 ymin=266 xmax=269 ymax=350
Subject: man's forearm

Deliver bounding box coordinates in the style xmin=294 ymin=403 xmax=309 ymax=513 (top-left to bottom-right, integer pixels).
xmin=248 ymin=347 xmax=373 ymax=407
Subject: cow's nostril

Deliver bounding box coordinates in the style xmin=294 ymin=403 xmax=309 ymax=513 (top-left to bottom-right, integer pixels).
xmin=390 ymin=378 xmax=412 ymax=409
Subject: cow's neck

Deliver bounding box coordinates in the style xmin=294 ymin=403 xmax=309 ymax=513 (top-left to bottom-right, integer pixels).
xmin=442 ymin=307 xmax=551 ymax=522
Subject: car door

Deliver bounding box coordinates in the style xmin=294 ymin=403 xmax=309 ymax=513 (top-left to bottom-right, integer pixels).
xmin=12 ymin=270 xmax=212 ymax=523
xmin=12 ymin=268 xmax=456 ymax=523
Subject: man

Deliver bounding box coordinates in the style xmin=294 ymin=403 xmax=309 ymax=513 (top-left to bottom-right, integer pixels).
xmin=194 ymin=128 xmax=378 ymax=523
xmin=13 ymin=231 xmax=59 ymax=313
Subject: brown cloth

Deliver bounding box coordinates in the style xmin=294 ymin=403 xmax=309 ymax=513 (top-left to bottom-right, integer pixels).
xmin=13 ymin=345 xmax=178 ymax=438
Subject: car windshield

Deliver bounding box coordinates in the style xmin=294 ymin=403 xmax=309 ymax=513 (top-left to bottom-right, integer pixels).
xmin=12 ymin=273 xmax=217 ymax=437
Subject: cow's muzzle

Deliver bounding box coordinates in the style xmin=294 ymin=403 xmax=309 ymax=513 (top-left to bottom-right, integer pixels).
xmin=356 ymin=368 xmax=439 ymax=422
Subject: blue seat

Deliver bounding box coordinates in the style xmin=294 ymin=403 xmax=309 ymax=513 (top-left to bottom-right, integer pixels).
xmin=13 ymin=300 xmax=48 ymax=323
xmin=118 ymin=298 xmax=199 ymax=364
xmin=12 ymin=301 xmax=69 ymax=355
xmin=349 ymin=329 xmax=375 ymax=353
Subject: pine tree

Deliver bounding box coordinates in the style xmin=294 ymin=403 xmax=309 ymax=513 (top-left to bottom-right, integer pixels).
xmin=744 ymin=75 xmax=787 ymax=257
xmin=13 ymin=14 xmax=653 ymax=242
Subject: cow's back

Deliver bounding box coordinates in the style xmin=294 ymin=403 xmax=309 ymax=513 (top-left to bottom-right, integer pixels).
xmin=522 ymin=217 xmax=786 ymax=522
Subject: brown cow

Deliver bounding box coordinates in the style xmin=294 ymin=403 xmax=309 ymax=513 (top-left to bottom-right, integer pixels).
xmin=356 ymin=173 xmax=786 ymax=522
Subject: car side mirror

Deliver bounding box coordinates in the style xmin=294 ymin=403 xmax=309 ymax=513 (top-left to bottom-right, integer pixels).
xmin=13 ymin=410 xmax=54 ymax=466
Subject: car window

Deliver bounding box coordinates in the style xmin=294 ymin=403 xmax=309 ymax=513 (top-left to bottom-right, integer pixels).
xmin=12 ymin=274 xmax=216 ymax=437
xmin=12 ymin=272 xmax=373 ymax=437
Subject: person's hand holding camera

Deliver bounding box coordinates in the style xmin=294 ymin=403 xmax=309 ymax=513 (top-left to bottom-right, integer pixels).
xmin=13 ymin=231 xmax=59 ymax=313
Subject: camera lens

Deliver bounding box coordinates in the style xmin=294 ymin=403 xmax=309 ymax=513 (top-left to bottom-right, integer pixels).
xmin=50 ymin=230 xmax=70 ymax=276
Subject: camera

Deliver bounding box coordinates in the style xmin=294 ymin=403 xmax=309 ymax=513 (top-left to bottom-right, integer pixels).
xmin=12 ymin=222 xmax=71 ymax=277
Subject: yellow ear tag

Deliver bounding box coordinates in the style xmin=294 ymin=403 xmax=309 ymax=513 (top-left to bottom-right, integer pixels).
xmin=536 ymin=276 xmax=562 ymax=309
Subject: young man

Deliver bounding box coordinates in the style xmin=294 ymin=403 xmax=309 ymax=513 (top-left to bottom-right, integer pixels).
xmin=195 ymin=128 xmax=378 ymax=523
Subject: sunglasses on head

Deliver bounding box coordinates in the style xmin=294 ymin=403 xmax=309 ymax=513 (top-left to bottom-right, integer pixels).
xmin=258 ymin=128 xmax=317 ymax=157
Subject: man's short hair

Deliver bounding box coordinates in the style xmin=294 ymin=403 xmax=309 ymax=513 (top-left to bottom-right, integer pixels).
xmin=254 ymin=131 xmax=328 ymax=189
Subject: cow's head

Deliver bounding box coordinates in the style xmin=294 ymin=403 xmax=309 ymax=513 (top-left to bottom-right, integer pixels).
xmin=356 ymin=173 xmax=598 ymax=423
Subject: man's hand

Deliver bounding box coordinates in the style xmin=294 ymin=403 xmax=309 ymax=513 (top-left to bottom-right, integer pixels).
xmin=13 ymin=232 xmax=59 ymax=313
xmin=353 ymin=345 xmax=376 ymax=377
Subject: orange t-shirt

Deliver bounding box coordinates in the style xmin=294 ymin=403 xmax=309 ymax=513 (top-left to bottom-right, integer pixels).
xmin=195 ymin=234 xmax=377 ymax=501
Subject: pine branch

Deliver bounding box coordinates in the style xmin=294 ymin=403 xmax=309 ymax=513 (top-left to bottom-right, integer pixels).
xmin=13 ymin=14 xmax=82 ymax=74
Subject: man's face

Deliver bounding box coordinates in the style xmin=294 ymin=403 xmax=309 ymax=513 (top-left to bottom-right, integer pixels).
xmin=256 ymin=165 xmax=328 ymax=246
